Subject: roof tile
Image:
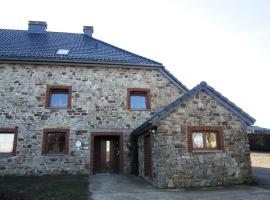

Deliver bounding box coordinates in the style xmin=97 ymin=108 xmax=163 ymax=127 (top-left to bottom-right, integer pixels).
xmin=0 ymin=29 xmax=162 ymax=66
xmin=132 ymin=81 xmax=256 ymax=136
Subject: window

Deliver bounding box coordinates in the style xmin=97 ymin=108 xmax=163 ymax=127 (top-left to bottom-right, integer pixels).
xmin=127 ymin=88 xmax=150 ymax=110
xmin=46 ymin=85 xmax=72 ymax=109
xmin=0 ymin=127 xmax=18 ymax=156
xmin=56 ymin=49 xmax=70 ymax=55
xmin=185 ymin=126 xmax=224 ymax=152
xmin=42 ymin=129 xmax=69 ymax=155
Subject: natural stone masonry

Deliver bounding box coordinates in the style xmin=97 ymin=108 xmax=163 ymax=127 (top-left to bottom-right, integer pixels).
xmin=138 ymin=91 xmax=252 ymax=188
xmin=0 ymin=63 xmax=181 ymax=175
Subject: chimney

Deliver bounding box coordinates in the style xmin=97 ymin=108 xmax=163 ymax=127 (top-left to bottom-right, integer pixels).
xmin=83 ymin=26 xmax=93 ymax=37
xmin=28 ymin=21 xmax=47 ymax=33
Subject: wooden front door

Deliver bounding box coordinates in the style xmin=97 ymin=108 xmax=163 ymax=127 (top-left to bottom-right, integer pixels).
xmin=93 ymin=136 xmax=120 ymax=173
xmin=144 ymin=134 xmax=152 ymax=178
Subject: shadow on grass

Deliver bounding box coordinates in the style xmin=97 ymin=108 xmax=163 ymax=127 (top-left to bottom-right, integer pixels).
xmin=0 ymin=175 xmax=89 ymax=200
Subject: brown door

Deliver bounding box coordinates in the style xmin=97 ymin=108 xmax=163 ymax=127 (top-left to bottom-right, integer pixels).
xmin=94 ymin=136 xmax=119 ymax=173
xmin=144 ymin=134 xmax=152 ymax=178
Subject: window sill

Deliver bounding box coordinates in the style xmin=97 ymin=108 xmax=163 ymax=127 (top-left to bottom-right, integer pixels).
xmin=192 ymin=150 xmax=223 ymax=153
xmin=0 ymin=153 xmax=16 ymax=157
xmin=42 ymin=153 xmax=68 ymax=156
xmin=46 ymin=107 xmax=70 ymax=110
xmin=129 ymin=108 xmax=149 ymax=111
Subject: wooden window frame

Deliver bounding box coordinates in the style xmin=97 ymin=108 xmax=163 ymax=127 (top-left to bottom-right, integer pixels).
xmin=42 ymin=128 xmax=69 ymax=155
xmin=127 ymin=88 xmax=150 ymax=111
xmin=0 ymin=127 xmax=18 ymax=156
xmin=184 ymin=126 xmax=224 ymax=153
xmin=45 ymin=85 xmax=72 ymax=109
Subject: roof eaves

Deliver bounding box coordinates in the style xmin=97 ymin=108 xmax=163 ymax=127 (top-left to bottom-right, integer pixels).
xmin=0 ymin=58 xmax=189 ymax=93
xmin=131 ymin=119 xmax=152 ymax=136
xmin=132 ymin=94 xmax=190 ymax=137
xmin=132 ymin=81 xmax=256 ymax=136
xmin=159 ymin=67 xmax=189 ymax=93
xmin=201 ymin=83 xmax=256 ymax=125
xmin=0 ymin=57 xmax=163 ymax=68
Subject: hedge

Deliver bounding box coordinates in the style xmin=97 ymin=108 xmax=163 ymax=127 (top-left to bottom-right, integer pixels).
xmin=248 ymin=134 xmax=270 ymax=152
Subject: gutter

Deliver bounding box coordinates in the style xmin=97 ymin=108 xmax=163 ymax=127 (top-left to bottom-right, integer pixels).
xmin=0 ymin=57 xmax=163 ymax=69
xmin=0 ymin=58 xmax=189 ymax=93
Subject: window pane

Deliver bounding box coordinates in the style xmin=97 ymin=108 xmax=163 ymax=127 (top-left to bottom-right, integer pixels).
xmin=57 ymin=133 xmax=65 ymax=143
xmin=48 ymin=142 xmax=66 ymax=153
xmin=51 ymin=93 xmax=68 ymax=107
xmin=47 ymin=133 xmax=57 ymax=142
xmin=48 ymin=143 xmax=58 ymax=153
xmin=47 ymin=133 xmax=66 ymax=153
xmin=192 ymin=132 xmax=203 ymax=148
xmin=106 ymin=141 xmax=110 ymax=162
xmin=0 ymin=134 xmax=15 ymax=153
xmin=131 ymin=95 xmax=146 ymax=109
xmin=205 ymin=132 xmax=217 ymax=148
xmin=58 ymin=143 xmax=65 ymax=152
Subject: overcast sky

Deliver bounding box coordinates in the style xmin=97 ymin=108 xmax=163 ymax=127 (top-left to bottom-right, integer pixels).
xmin=1 ymin=0 xmax=269 ymax=127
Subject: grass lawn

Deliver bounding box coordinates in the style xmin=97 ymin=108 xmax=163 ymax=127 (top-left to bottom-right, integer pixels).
xmin=0 ymin=175 xmax=89 ymax=200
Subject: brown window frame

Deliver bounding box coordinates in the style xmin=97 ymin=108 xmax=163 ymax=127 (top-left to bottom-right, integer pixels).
xmin=45 ymin=85 xmax=72 ymax=109
xmin=0 ymin=127 xmax=18 ymax=156
xmin=42 ymin=128 xmax=69 ymax=155
xmin=184 ymin=126 xmax=224 ymax=152
xmin=127 ymin=88 xmax=150 ymax=111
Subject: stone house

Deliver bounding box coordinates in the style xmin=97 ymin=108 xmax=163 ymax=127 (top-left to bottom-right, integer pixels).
xmin=132 ymin=82 xmax=255 ymax=187
xmin=0 ymin=21 xmax=255 ymax=188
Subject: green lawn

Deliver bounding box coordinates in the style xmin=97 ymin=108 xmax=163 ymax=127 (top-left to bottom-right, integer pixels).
xmin=0 ymin=175 xmax=89 ymax=200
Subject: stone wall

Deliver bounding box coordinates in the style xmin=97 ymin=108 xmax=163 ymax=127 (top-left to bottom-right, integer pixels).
xmin=0 ymin=63 xmax=181 ymax=175
xmin=138 ymin=91 xmax=252 ymax=188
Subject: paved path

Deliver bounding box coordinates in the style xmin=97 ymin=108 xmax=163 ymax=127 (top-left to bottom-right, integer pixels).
xmin=89 ymin=174 xmax=270 ymax=200
xmin=253 ymin=167 xmax=270 ymax=189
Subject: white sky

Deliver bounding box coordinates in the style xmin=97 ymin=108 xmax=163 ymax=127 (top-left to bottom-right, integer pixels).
xmin=1 ymin=0 xmax=269 ymax=127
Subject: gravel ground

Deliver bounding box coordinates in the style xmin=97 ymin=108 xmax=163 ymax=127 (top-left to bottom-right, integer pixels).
xmin=251 ymin=152 xmax=270 ymax=168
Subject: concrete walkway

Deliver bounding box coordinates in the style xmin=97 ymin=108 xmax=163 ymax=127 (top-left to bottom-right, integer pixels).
xmin=253 ymin=167 xmax=270 ymax=190
xmin=89 ymin=174 xmax=270 ymax=200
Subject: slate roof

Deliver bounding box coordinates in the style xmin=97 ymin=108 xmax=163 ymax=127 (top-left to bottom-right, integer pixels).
xmin=0 ymin=28 xmax=189 ymax=92
xmin=132 ymin=81 xmax=256 ymax=136
xmin=0 ymin=29 xmax=162 ymax=66
xmin=248 ymin=126 xmax=270 ymax=134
